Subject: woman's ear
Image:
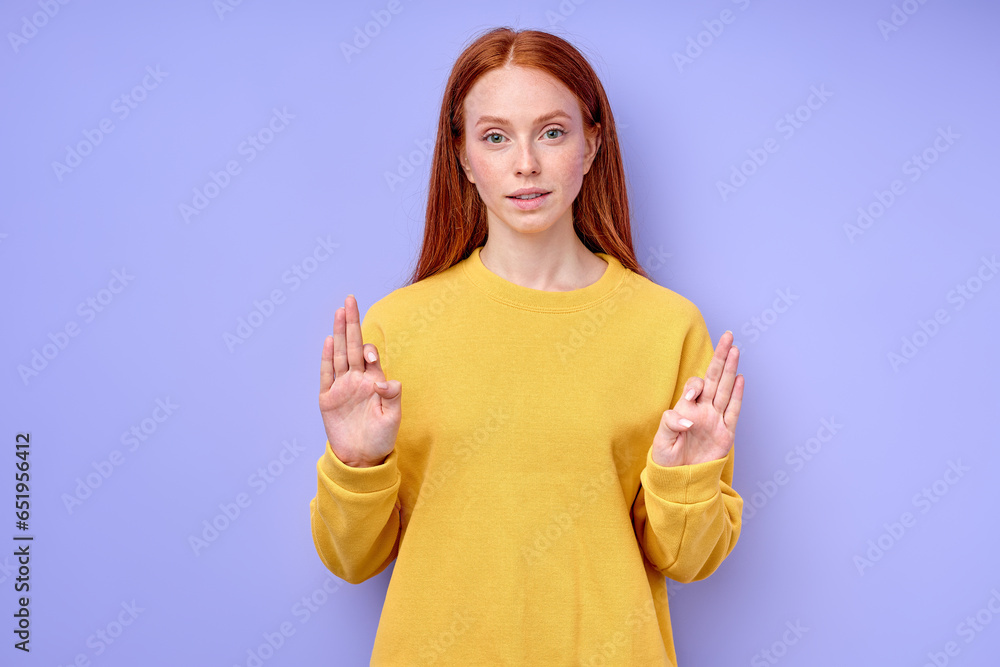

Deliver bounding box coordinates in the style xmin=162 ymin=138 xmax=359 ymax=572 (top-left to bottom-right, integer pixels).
xmin=583 ymin=122 xmax=601 ymax=176
xmin=458 ymin=143 xmax=476 ymax=184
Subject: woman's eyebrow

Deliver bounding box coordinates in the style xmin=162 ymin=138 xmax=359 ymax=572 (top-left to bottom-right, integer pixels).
xmin=474 ymin=111 xmax=571 ymax=128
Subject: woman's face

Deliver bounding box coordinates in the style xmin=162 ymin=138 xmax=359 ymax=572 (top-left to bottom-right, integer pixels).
xmin=458 ymin=65 xmax=600 ymax=240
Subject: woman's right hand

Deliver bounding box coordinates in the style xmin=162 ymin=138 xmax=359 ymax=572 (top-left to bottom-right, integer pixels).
xmin=319 ymin=294 xmax=401 ymax=468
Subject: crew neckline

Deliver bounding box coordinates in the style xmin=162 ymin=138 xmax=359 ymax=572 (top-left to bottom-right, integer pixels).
xmin=460 ymin=245 xmax=629 ymax=313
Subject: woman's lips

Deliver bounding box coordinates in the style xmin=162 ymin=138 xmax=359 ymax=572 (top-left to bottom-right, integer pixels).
xmin=507 ymin=192 xmax=550 ymax=210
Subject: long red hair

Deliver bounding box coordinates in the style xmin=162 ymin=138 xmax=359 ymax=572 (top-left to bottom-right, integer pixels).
xmin=406 ymin=26 xmax=649 ymax=285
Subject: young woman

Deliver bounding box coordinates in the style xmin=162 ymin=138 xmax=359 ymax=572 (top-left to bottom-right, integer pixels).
xmin=311 ymin=26 xmax=745 ymax=666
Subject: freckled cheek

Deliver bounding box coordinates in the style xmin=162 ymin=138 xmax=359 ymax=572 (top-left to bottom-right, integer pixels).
xmin=552 ymin=154 xmax=585 ymax=184
xmin=468 ymin=159 xmax=506 ymax=197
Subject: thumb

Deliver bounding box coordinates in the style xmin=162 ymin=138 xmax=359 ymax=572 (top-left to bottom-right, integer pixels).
xmin=373 ymin=379 xmax=402 ymax=406
xmin=658 ymin=408 xmax=694 ymax=445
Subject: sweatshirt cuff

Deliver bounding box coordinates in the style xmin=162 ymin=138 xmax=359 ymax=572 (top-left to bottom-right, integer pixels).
xmin=318 ymin=440 xmax=399 ymax=494
xmin=641 ymin=446 xmax=727 ymax=504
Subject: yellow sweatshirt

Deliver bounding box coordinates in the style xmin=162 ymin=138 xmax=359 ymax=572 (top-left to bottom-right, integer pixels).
xmin=310 ymin=245 xmax=743 ymax=666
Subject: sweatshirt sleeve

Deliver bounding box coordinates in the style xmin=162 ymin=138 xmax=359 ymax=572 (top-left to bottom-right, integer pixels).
xmin=309 ymin=305 xmax=402 ymax=585
xmin=630 ymin=305 xmax=743 ymax=584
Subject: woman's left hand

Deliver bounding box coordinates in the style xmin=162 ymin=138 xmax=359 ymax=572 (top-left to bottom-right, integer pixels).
xmin=651 ymin=330 xmax=744 ymax=467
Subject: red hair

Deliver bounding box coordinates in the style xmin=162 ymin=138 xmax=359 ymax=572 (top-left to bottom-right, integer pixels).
xmin=407 ymin=26 xmax=650 ymax=285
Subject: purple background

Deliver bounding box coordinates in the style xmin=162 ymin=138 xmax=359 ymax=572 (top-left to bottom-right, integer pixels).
xmin=2 ymin=1 xmax=999 ymax=665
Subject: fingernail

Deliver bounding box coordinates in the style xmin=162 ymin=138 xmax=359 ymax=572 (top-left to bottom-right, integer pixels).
xmin=684 ymin=389 xmax=694 ymax=401
xmin=366 ymin=351 xmax=376 ymax=362
xmin=679 ymin=418 xmax=693 ymax=428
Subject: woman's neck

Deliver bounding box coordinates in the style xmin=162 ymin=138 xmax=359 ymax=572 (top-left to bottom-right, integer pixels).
xmin=477 ymin=236 xmax=608 ymax=293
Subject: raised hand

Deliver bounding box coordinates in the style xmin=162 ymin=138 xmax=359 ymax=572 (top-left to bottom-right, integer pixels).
xmin=651 ymin=330 xmax=744 ymax=467
xmin=319 ymin=294 xmax=402 ymax=468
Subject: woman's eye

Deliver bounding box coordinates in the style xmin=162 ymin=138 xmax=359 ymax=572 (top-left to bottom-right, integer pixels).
xmin=483 ymin=129 xmax=564 ymax=144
